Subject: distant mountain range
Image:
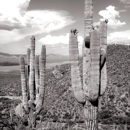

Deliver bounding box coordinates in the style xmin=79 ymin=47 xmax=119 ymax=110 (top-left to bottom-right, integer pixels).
xmin=0 ymin=52 xmax=70 ymax=65
xmin=46 ymin=54 xmax=69 ymax=63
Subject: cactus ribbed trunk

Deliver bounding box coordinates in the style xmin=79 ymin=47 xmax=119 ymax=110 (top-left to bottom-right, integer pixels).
xmin=69 ymin=32 xmax=85 ymax=104
xmin=84 ymin=0 xmax=93 ymax=36
xmin=84 ymin=102 xmax=98 ymax=130
xmin=27 ymin=48 xmax=30 ymax=79
xmin=29 ymin=36 xmax=35 ymax=100
xmin=27 ymin=48 xmax=30 ymax=100
xmin=83 ymin=0 xmax=98 ymax=129
xmin=89 ymin=29 xmax=100 ymax=101
xmin=36 ymin=45 xmax=46 ymax=114
xmin=19 ymin=56 xmax=29 ymax=112
xmin=83 ymin=29 xmax=100 ymax=130
xmin=99 ymin=21 xmax=107 ymax=96
xmin=83 ymin=35 xmax=90 ymax=97
xmin=35 ymin=55 xmax=39 ymax=102
xmin=83 ymin=0 xmax=93 ymax=96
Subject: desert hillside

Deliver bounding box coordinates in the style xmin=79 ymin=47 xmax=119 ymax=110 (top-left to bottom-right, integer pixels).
xmin=0 ymin=44 xmax=130 ymax=129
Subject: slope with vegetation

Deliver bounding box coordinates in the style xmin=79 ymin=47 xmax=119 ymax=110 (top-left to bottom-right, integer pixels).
xmin=0 ymin=44 xmax=130 ymax=129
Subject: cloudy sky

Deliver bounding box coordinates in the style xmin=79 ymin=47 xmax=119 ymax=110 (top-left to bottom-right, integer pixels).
xmin=0 ymin=0 xmax=130 ymax=55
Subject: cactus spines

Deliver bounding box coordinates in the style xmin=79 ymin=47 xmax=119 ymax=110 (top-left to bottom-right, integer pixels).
xmin=16 ymin=36 xmax=46 ymax=129
xmin=69 ymin=30 xmax=85 ymax=104
xmin=29 ymin=36 xmax=35 ymax=100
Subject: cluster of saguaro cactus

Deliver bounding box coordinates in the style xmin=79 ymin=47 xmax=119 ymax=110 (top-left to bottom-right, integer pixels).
xmin=69 ymin=0 xmax=108 ymax=129
xmin=15 ymin=36 xmax=46 ymax=129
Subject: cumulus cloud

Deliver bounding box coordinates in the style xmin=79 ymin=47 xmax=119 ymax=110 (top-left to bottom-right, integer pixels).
xmin=0 ymin=0 xmax=30 ymax=17
xmin=38 ymin=34 xmax=83 ymax=55
xmin=0 ymin=0 xmax=75 ymax=31
xmin=0 ymin=10 xmax=75 ymax=44
xmin=0 ymin=0 xmax=30 ymax=29
xmin=41 ymin=30 xmax=130 ymax=46
xmin=108 ymin=30 xmax=130 ymax=45
xmin=39 ymin=34 xmax=83 ymax=45
xmin=0 ymin=0 xmax=75 ymax=44
xmin=96 ymin=6 xmax=126 ymax=29
xmin=37 ymin=31 xmax=130 ymax=55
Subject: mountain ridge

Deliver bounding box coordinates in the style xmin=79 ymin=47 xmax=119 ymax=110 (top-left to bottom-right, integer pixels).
xmin=0 ymin=52 xmax=70 ymax=65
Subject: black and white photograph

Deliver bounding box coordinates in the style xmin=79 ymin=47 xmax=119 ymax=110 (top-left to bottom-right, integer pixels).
xmin=0 ymin=0 xmax=130 ymax=129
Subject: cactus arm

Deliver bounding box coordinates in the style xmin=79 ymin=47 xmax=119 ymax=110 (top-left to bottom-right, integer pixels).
xmin=35 ymin=55 xmax=39 ymax=102
xmin=27 ymin=48 xmax=30 ymax=100
xmin=19 ymin=56 xmax=29 ymax=112
xmin=69 ymin=30 xmax=86 ymax=104
xmin=36 ymin=45 xmax=46 ymax=114
xmin=99 ymin=20 xmax=107 ymax=50
xmin=29 ymin=36 xmax=35 ymax=100
xmin=99 ymin=20 xmax=108 ymax=96
xmin=89 ymin=29 xmax=100 ymax=102
xmin=27 ymin=48 xmax=30 ymax=78
xmin=39 ymin=45 xmax=46 ymax=95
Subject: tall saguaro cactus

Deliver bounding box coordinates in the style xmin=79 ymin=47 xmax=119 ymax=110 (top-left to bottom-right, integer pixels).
xmin=69 ymin=22 xmax=107 ymax=130
xmin=69 ymin=0 xmax=108 ymax=129
xmin=29 ymin=36 xmax=36 ymax=101
xmin=15 ymin=36 xmax=46 ymax=129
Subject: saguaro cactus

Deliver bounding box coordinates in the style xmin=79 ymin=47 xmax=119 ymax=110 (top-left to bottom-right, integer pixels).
xmin=15 ymin=36 xmax=46 ymax=129
xmin=69 ymin=21 xmax=107 ymax=130
xmin=69 ymin=0 xmax=108 ymax=129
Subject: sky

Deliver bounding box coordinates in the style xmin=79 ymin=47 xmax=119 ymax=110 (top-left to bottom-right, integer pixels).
xmin=0 ymin=0 xmax=130 ymax=55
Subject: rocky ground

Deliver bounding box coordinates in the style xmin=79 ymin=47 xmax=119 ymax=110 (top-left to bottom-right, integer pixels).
xmin=0 ymin=44 xmax=130 ymax=130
